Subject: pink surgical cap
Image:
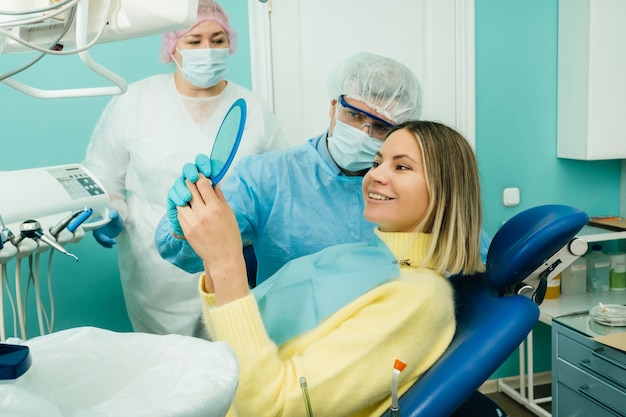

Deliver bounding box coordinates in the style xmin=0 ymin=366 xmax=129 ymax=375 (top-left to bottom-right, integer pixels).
xmin=159 ymin=0 xmax=238 ymax=64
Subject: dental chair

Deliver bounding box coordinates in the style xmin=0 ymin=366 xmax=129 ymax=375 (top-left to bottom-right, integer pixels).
xmin=397 ymin=204 xmax=589 ymax=417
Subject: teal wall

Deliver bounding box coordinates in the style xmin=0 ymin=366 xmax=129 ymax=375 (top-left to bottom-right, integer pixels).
xmin=476 ymin=0 xmax=621 ymax=377
xmin=0 ymin=0 xmax=622 ymax=378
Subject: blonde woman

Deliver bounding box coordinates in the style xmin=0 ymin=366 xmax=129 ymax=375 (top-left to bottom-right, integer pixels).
xmin=178 ymin=120 xmax=484 ymax=417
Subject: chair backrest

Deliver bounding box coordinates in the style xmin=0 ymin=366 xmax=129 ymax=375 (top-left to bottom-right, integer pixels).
xmin=397 ymin=204 xmax=589 ymax=417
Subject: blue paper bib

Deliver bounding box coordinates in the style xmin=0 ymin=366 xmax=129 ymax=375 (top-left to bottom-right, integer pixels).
xmin=253 ymin=235 xmax=399 ymax=345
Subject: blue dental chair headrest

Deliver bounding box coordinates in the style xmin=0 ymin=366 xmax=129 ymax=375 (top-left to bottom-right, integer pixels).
xmin=486 ymin=204 xmax=589 ymax=303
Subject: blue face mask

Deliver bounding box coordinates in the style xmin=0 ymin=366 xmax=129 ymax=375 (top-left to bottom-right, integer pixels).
xmin=174 ymin=47 xmax=229 ymax=88
xmin=327 ymin=118 xmax=384 ymax=172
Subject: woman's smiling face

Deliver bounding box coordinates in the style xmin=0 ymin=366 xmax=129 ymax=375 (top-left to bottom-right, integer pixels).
xmin=362 ymin=128 xmax=430 ymax=232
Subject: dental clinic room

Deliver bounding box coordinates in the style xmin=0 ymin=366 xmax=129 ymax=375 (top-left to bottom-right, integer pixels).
xmin=1 ymin=1 xmax=626 ymax=417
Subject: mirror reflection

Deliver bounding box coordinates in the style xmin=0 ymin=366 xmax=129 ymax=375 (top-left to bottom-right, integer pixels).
xmin=209 ymin=97 xmax=247 ymax=185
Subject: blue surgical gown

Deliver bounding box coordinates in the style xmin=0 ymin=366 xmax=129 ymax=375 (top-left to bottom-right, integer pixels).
xmin=155 ymin=133 xmax=492 ymax=285
xmin=156 ymin=133 xmax=377 ymax=284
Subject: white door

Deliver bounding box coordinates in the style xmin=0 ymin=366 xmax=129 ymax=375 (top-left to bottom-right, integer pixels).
xmin=247 ymin=0 xmax=475 ymax=148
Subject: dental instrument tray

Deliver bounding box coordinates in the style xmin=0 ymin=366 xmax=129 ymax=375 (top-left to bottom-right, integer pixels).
xmin=588 ymin=216 xmax=626 ymax=231
xmin=0 ymin=343 xmax=31 ymax=380
xmin=589 ymin=304 xmax=626 ymax=327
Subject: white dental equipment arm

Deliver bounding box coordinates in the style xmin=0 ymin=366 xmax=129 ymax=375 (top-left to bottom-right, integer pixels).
xmin=0 ymin=0 xmax=198 ymax=99
xmin=0 ymin=164 xmax=109 ymax=227
xmin=0 ymin=0 xmax=127 ymax=98
xmin=0 ymin=164 xmax=108 ymax=341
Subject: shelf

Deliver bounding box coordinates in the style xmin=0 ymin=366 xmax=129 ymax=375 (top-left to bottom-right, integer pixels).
xmin=576 ymin=225 xmax=626 ymax=243
xmin=539 ymin=290 xmax=626 ymax=325
xmin=543 ymin=225 xmax=626 ymax=323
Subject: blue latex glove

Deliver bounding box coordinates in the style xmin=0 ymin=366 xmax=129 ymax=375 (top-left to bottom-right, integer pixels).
xmin=167 ymin=160 xmax=212 ymax=237
xmin=92 ymin=209 xmax=124 ymax=248
xmin=195 ymin=153 xmax=212 ymax=178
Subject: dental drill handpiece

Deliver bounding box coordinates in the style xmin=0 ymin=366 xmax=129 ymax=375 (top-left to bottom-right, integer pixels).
xmin=20 ymin=220 xmax=78 ymax=262
xmin=66 ymin=208 xmax=93 ymax=234
xmin=49 ymin=209 xmax=85 ymax=238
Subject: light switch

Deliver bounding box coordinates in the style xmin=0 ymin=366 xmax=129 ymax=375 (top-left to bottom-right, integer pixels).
xmin=503 ymin=187 xmax=520 ymax=207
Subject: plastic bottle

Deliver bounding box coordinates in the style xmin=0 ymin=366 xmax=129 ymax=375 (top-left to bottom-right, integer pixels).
xmin=544 ymin=272 xmax=561 ymax=299
xmin=561 ymin=256 xmax=587 ymax=296
xmin=608 ymin=251 xmax=626 ymax=291
xmin=586 ymin=244 xmax=610 ymax=293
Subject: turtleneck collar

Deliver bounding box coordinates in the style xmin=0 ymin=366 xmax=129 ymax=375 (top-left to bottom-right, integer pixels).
xmin=374 ymin=228 xmax=434 ymax=269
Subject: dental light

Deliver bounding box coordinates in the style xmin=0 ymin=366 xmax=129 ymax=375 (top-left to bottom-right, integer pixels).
xmin=0 ymin=0 xmax=198 ymax=98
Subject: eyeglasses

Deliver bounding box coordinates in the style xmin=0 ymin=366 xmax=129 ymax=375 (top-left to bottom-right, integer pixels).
xmin=337 ymin=95 xmax=394 ymax=140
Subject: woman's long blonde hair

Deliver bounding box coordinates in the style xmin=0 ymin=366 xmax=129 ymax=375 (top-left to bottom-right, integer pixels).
xmin=389 ymin=121 xmax=485 ymax=276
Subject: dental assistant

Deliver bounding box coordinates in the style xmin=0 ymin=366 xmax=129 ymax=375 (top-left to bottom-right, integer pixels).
xmin=178 ymin=120 xmax=486 ymax=416
xmin=82 ymin=0 xmax=286 ymax=337
xmin=156 ymin=52 xmax=428 ymax=285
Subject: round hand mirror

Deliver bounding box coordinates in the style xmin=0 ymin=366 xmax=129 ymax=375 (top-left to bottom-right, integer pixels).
xmin=208 ymin=98 xmax=247 ymax=185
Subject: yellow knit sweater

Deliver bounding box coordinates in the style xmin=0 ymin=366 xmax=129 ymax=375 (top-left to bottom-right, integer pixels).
xmin=199 ymin=230 xmax=455 ymax=417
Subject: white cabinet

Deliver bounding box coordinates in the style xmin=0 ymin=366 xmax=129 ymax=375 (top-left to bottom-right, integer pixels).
xmin=557 ymin=0 xmax=626 ymax=160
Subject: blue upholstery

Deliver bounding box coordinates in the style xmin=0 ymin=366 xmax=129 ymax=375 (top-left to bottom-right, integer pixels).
xmin=0 ymin=343 xmax=31 ymax=380
xmin=397 ymin=204 xmax=589 ymax=417
xmin=487 ymin=204 xmax=590 ymax=291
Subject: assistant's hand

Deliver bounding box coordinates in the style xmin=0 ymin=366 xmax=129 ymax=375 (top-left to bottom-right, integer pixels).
xmin=167 ymin=161 xmax=210 ymax=238
xmin=177 ymin=175 xmax=248 ymax=304
xmin=194 ymin=153 xmax=212 ymax=178
xmin=92 ymin=209 xmax=124 ymax=248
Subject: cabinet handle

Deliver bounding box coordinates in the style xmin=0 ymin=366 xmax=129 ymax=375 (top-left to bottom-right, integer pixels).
xmin=578 ymin=385 xmax=626 ymax=417
xmin=592 ymin=348 xmax=626 ymax=371
xmin=579 ymin=359 xmax=626 ymax=391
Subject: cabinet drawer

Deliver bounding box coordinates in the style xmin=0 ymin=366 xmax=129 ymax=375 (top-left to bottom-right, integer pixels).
xmin=556 ymin=358 xmax=626 ymax=416
xmin=556 ymin=382 xmax=619 ymax=417
xmin=556 ymin=332 xmax=626 ymax=391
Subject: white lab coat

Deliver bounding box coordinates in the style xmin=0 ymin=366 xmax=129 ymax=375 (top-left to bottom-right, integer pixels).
xmin=83 ymin=73 xmax=287 ymax=336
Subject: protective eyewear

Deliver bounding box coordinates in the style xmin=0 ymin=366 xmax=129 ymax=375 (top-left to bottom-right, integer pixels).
xmin=337 ymin=96 xmax=394 ymax=140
